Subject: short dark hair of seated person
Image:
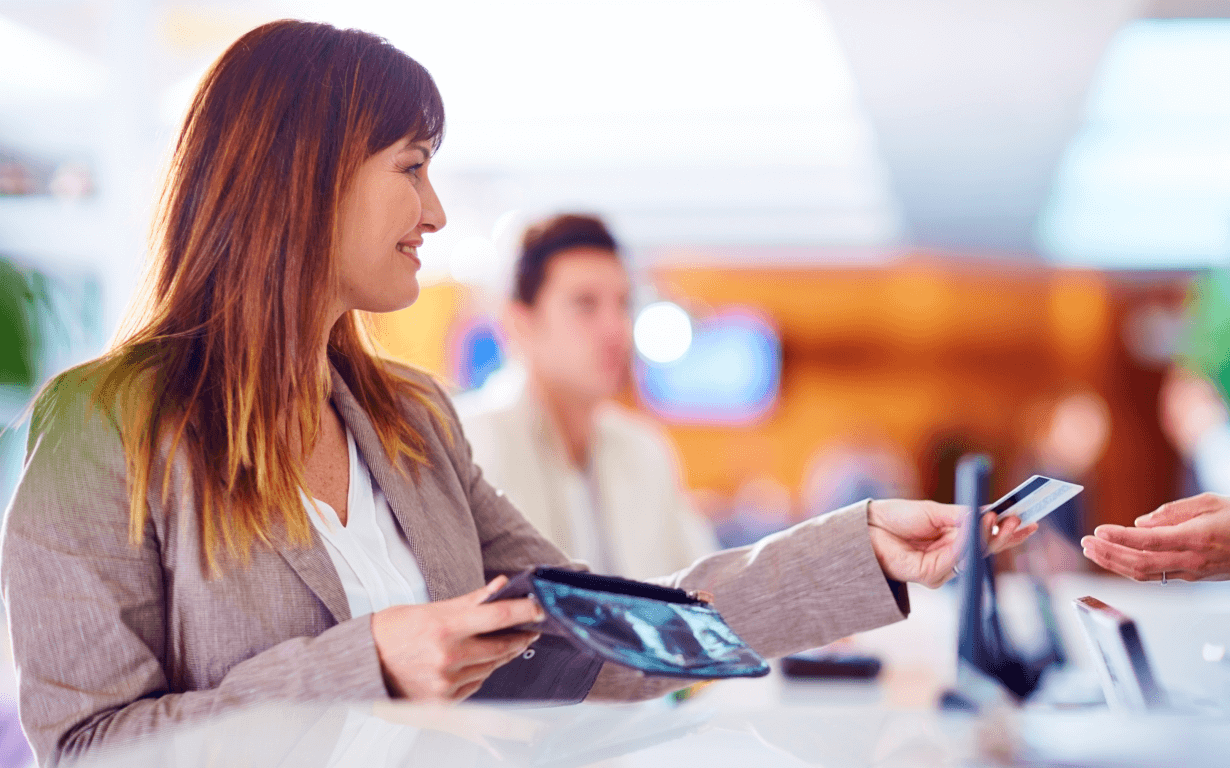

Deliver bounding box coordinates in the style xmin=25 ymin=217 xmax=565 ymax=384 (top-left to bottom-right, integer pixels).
xmin=515 ymin=214 xmax=620 ymax=306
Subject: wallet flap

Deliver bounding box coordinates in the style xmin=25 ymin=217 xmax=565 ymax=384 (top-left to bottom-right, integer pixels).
xmin=531 ymin=567 xmax=704 ymax=605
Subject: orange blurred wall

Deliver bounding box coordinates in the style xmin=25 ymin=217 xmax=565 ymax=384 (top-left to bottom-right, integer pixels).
xmin=651 ymin=258 xmax=1186 ymax=530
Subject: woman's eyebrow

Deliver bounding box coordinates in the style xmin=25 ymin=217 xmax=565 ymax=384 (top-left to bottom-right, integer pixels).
xmin=400 ymin=141 xmax=431 ymax=161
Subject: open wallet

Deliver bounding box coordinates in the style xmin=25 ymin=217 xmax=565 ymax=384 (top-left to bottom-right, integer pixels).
xmin=469 ymin=566 xmax=769 ymax=704
xmin=464 ymin=563 xmax=762 ymax=704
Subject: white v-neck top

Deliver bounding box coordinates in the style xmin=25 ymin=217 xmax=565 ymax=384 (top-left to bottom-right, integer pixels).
xmin=302 ymin=428 xmax=430 ymax=618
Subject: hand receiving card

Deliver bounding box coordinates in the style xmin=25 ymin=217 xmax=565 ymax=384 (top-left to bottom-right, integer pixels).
xmin=990 ymin=475 xmax=1083 ymax=527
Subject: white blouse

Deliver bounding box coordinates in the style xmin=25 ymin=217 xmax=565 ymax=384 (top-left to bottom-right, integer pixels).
xmin=302 ymin=428 xmax=430 ymax=617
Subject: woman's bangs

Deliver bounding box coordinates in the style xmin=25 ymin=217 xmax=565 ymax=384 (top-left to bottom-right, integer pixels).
xmin=364 ymin=45 xmax=445 ymax=154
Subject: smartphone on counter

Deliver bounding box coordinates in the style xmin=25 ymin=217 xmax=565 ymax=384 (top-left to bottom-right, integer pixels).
xmin=780 ymin=647 xmax=882 ymax=680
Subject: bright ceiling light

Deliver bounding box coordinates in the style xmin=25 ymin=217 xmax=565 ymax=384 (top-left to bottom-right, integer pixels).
xmin=635 ymin=301 xmax=692 ymax=364
xmin=1039 ymin=19 xmax=1230 ymax=267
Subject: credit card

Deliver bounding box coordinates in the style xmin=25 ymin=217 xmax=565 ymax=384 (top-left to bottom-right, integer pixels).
xmin=989 ymin=475 xmax=1083 ymax=526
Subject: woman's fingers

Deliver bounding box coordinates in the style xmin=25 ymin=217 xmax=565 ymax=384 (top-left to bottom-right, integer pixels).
xmin=994 ymin=514 xmax=1019 ymax=538
xmin=1093 ymin=522 xmax=1198 ymax=552
xmin=1154 ymin=571 xmax=1202 ymax=582
xmin=453 ymin=679 xmax=487 ymax=702
xmin=980 ymin=510 xmax=996 ymax=538
xmin=989 ymin=520 xmax=1036 ymax=554
xmin=371 ymin=578 xmax=547 ymax=702
xmin=481 ymin=575 xmax=509 ymax=597
xmin=931 ymin=502 xmax=963 ymax=528
xmin=1135 ymin=493 xmax=1226 ymax=528
xmin=946 ymin=513 xmax=1027 ymax=571
xmin=452 ymin=575 xmax=510 ymax=607
xmin=1080 ymin=535 xmax=1204 ymax=581
xmin=980 ymin=513 xmax=1033 ymax=554
xmin=452 ymin=631 xmax=540 ymax=670
xmin=456 ymin=597 xmax=544 ymax=637
xmin=972 ymin=511 xmax=998 ymax=550
xmin=447 ymin=643 xmax=536 ymax=700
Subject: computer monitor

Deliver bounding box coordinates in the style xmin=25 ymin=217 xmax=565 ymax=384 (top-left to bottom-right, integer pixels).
xmin=1072 ymin=596 xmax=1167 ymax=712
xmin=953 ymin=455 xmax=1060 ymax=702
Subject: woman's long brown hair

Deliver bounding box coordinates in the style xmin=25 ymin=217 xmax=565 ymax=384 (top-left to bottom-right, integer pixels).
xmin=69 ymin=20 xmax=449 ymax=574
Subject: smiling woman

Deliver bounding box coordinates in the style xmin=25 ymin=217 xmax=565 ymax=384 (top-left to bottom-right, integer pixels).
xmin=0 ymin=21 xmax=556 ymax=764
xmin=99 ymin=18 xmax=450 ymax=574
xmin=0 ymin=18 xmax=1034 ymax=768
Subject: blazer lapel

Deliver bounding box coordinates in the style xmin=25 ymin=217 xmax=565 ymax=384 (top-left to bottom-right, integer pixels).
xmin=330 ymin=367 xmax=468 ymax=602
xmin=273 ymin=526 xmax=352 ymax=624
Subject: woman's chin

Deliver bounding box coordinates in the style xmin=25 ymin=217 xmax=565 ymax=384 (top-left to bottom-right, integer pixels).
xmin=360 ymin=286 xmax=421 ymax=315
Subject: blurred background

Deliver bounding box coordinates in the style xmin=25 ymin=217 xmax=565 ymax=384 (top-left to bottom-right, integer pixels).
xmin=7 ymin=0 xmax=1230 ymax=552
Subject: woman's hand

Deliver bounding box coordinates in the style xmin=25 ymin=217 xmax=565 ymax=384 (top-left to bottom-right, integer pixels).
xmin=370 ymin=576 xmax=543 ymax=702
xmin=1081 ymin=492 xmax=1230 ymax=582
xmin=867 ymin=500 xmax=1037 ymax=588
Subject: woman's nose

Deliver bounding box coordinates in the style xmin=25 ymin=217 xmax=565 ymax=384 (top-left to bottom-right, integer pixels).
xmin=419 ymin=179 xmax=447 ymax=233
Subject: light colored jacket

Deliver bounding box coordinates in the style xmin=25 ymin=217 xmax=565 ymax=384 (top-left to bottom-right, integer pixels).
xmin=1 ymin=360 xmax=908 ymax=766
xmin=457 ymin=367 xmax=718 ymax=579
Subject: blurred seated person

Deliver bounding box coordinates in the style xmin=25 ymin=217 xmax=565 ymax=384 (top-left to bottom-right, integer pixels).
xmin=1083 ymin=492 xmax=1230 ymax=582
xmin=1159 ymin=366 xmax=1230 ymax=495
xmin=457 ymin=214 xmax=718 ymax=578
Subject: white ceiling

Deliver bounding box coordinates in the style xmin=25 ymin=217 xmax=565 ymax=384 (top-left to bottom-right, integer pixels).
xmin=822 ymin=0 xmax=1149 ymax=256
xmin=0 ymin=0 xmax=1223 ymax=329
xmin=1039 ymin=17 xmax=1230 ymax=267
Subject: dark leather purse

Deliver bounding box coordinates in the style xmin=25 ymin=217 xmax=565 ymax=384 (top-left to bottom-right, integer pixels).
xmin=470 ymin=567 xmax=769 ymax=704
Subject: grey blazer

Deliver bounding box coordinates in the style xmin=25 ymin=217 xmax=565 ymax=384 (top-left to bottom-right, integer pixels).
xmin=1 ymin=362 xmax=909 ymax=766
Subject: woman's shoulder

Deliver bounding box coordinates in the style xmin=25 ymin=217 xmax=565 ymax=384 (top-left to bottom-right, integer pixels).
xmin=7 ymin=358 xmax=141 ymax=544
xmin=31 ymin=358 xmax=120 ymax=438
xmin=379 ymin=358 xmax=452 ymax=411
xmin=32 ymin=350 xmax=155 ymax=420
xmin=371 ymin=357 xmax=466 ymax=443
xmin=380 ymin=358 xmax=439 ymax=391
xmin=24 ymin=353 xmax=168 ymax=469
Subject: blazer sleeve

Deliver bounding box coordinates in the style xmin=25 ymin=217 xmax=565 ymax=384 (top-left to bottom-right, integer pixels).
xmin=1 ymin=379 xmax=388 ymax=766
xmin=586 ymin=500 xmax=911 ymax=701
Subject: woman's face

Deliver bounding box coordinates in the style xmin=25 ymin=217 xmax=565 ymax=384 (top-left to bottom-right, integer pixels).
xmin=334 ymin=137 xmax=446 ymax=316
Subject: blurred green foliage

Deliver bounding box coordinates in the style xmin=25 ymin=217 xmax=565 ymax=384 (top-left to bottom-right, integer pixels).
xmin=0 ymin=257 xmax=41 ymax=392
xmin=1182 ymin=269 xmax=1230 ymax=399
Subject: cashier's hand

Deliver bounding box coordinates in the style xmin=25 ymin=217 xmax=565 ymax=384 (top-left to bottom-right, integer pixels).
xmin=1081 ymin=492 xmax=1230 ymax=582
xmin=370 ymin=576 xmax=543 ymax=702
xmin=867 ymin=500 xmax=1036 ymax=588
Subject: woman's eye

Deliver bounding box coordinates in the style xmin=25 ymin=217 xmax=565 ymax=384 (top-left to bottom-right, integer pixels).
xmin=398 ymin=163 xmax=423 ymax=178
